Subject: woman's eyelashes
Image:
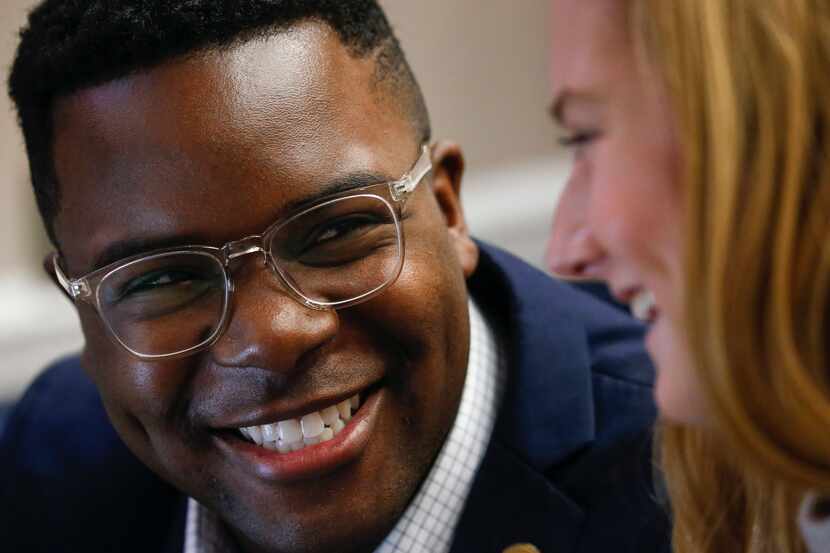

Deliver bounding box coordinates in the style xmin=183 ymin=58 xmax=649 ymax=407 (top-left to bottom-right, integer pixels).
xmin=558 ymin=130 xmax=600 ymax=149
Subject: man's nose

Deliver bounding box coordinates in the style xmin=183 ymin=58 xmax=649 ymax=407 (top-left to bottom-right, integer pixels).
xmin=547 ymin=179 xmax=606 ymax=279
xmin=211 ymin=264 xmax=339 ymax=375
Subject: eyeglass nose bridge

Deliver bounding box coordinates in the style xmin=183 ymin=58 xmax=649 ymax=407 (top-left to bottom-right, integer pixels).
xmin=218 ymin=234 xmax=323 ymax=312
xmin=221 ymin=235 xmax=269 ymax=266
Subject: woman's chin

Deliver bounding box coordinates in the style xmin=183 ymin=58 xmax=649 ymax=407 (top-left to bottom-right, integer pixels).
xmin=652 ymin=365 xmax=711 ymax=426
xmin=648 ymin=322 xmax=710 ymax=426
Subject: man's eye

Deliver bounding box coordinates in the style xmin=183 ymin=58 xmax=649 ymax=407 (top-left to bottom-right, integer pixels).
xmin=121 ymin=269 xmax=200 ymax=298
xmin=307 ymin=214 xmax=380 ymax=247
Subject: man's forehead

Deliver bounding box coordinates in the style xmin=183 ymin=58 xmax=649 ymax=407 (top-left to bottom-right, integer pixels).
xmin=54 ymin=22 xmax=342 ymax=165
xmin=51 ymin=21 xmax=417 ymax=276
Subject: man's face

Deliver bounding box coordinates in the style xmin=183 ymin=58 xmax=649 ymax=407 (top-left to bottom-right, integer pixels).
xmin=51 ymin=22 xmax=477 ymax=553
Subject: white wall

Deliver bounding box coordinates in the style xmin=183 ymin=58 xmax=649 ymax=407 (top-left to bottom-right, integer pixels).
xmin=0 ymin=1 xmax=568 ymax=400
xmin=382 ymin=0 xmax=559 ymax=169
xmin=382 ymin=0 xmax=568 ymax=264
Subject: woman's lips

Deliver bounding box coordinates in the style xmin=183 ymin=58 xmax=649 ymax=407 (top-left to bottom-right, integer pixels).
xmin=214 ymin=386 xmax=384 ymax=483
xmin=630 ymin=290 xmax=657 ymax=322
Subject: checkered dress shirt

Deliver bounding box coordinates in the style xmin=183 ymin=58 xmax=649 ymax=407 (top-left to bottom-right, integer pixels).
xmin=184 ymin=298 xmax=506 ymax=553
xmin=799 ymin=493 xmax=830 ymax=553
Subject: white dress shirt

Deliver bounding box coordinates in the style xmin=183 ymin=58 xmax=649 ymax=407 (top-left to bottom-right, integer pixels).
xmin=799 ymin=493 xmax=830 ymax=553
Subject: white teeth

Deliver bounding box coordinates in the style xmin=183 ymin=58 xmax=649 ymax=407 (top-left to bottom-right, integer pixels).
xmin=245 ymin=426 xmax=264 ymax=446
xmin=261 ymin=423 xmax=279 ymax=443
xmin=321 ymin=406 xmax=340 ymax=426
xmin=237 ymin=394 xmax=362 ymax=452
xmin=631 ymin=290 xmax=657 ymax=322
xmin=301 ymin=412 xmax=325 ymax=438
xmin=337 ymin=399 xmax=352 ymax=422
xmin=278 ymin=420 xmax=302 ymax=444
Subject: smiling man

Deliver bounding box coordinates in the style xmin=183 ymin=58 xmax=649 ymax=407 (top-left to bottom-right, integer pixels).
xmin=1 ymin=2 xmax=669 ymax=553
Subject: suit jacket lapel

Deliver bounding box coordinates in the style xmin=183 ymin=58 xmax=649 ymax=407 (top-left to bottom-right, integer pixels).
xmin=160 ymin=496 xmax=188 ymax=553
xmin=448 ymin=440 xmax=584 ymax=553
xmin=470 ymin=244 xmax=597 ymax=468
xmin=452 ymin=244 xmax=600 ymax=553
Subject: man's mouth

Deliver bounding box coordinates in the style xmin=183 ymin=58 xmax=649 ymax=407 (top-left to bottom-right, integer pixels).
xmin=214 ymin=382 xmax=385 ymax=482
xmin=238 ymin=394 xmax=360 ymax=453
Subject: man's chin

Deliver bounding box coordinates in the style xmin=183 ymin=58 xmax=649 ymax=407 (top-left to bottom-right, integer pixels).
xmin=187 ymin=403 xmax=429 ymax=553
xmin=217 ymin=490 xmax=408 ymax=553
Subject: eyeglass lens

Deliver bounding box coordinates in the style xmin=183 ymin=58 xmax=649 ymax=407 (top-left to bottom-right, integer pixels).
xmin=98 ymin=251 xmax=228 ymax=357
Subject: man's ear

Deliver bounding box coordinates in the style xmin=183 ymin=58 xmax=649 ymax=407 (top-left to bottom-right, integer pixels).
xmin=44 ymin=252 xmax=73 ymax=301
xmin=429 ymin=141 xmax=479 ymax=278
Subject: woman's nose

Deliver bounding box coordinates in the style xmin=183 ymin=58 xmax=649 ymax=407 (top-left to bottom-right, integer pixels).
xmin=547 ymin=226 xmax=606 ymax=279
xmin=547 ymin=179 xmax=606 ymax=279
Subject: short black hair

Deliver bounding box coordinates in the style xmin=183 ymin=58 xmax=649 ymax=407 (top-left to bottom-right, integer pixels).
xmin=8 ymin=0 xmax=431 ymax=247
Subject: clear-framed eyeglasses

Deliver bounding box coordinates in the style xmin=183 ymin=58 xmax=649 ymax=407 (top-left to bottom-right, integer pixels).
xmin=53 ymin=145 xmax=432 ymax=361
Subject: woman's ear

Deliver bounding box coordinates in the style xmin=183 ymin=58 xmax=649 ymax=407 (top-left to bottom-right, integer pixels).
xmin=429 ymin=141 xmax=479 ymax=278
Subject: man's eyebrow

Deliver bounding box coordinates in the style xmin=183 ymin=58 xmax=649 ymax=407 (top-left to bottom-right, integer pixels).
xmin=87 ymin=171 xmax=392 ymax=274
xmin=90 ymin=234 xmax=210 ymax=275
xmin=280 ymin=171 xmax=392 ymax=216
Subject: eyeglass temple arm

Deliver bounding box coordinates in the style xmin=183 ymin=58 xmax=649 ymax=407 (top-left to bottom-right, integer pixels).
xmin=390 ymin=145 xmax=432 ymax=202
xmin=51 ymin=253 xmax=90 ymax=300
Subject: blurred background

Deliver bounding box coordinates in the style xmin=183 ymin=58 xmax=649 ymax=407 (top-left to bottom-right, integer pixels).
xmin=0 ymin=0 xmax=569 ymax=405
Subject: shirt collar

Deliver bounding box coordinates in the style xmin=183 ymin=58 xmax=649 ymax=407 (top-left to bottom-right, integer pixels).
xmin=184 ymin=298 xmax=505 ymax=553
xmin=799 ymin=492 xmax=830 ymax=553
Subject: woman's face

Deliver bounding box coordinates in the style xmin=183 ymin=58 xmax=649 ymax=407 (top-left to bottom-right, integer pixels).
xmin=547 ymin=0 xmax=708 ymax=425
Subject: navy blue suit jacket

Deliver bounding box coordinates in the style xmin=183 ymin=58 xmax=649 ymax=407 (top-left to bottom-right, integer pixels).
xmin=0 ymin=244 xmax=669 ymax=552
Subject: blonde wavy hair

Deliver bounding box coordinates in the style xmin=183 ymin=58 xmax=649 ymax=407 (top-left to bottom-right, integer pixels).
xmin=629 ymin=1 xmax=830 ymax=552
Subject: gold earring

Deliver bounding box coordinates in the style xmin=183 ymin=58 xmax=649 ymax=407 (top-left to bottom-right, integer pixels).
xmin=502 ymin=544 xmax=541 ymax=553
